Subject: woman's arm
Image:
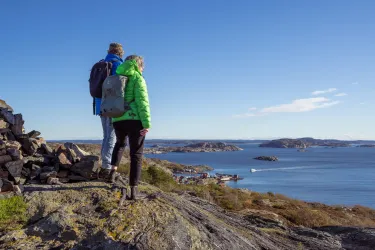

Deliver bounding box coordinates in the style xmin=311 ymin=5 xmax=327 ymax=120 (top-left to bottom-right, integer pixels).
xmin=135 ymin=76 xmax=151 ymax=129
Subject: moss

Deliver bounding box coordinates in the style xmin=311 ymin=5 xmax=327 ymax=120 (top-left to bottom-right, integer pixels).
xmin=0 ymin=196 xmax=28 ymax=231
xmin=259 ymin=228 xmax=286 ymax=235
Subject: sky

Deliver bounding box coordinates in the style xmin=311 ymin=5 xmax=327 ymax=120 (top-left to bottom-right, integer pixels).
xmin=0 ymin=0 xmax=374 ymax=140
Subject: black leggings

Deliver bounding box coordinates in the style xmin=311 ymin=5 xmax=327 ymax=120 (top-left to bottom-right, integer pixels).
xmin=111 ymin=120 xmax=145 ymax=186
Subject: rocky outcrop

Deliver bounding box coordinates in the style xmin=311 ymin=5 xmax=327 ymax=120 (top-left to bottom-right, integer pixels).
xmin=0 ymin=99 xmax=103 ymax=196
xmin=145 ymin=142 xmax=243 ymax=154
xmin=0 ymin=181 xmax=374 ymax=249
xmin=358 ymin=144 xmax=375 ymax=148
xmin=260 ymin=138 xmax=351 ymax=148
xmin=254 ymin=156 xmax=279 ymax=161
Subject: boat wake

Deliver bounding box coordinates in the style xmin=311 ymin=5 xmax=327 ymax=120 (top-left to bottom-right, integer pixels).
xmin=251 ymin=166 xmax=311 ymax=173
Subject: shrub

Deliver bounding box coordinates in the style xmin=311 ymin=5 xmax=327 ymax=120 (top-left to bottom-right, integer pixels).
xmin=0 ymin=196 xmax=28 ymax=231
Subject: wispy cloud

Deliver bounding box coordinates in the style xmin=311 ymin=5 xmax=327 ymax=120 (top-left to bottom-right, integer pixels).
xmin=260 ymin=97 xmax=340 ymax=113
xmin=334 ymin=93 xmax=348 ymax=97
xmin=248 ymin=107 xmax=257 ymax=111
xmin=352 ymin=82 xmax=359 ymax=85
xmin=311 ymin=88 xmax=337 ymax=95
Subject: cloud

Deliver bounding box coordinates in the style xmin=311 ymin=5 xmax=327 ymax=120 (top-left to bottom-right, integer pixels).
xmin=334 ymin=93 xmax=348 ymax=97
xmin=248 ymin=107 xmax=257 ymax=111
xmin=311 ymin=88 xmax=337 ymax=95
xmin=352 ymin=82 xmax=359 ymax=85
xmin=260 ymin=97 xmax=340 ymax=113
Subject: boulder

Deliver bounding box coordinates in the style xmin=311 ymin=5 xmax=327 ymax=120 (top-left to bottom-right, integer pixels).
xmin=30 ymin=164 xmax=42 ymax=180
xmin=57 ymin=170 xmax=69 ymax=178
xmin=4 ymin=131 xmax=16 ymax=141
xmin=0 ymin=100 xmax=13 ymax=112
xmin=21 ymin=167 xmax=31 ymax=178
xmin=5 ymin=140 xmax=22 ymax=149
xmin=0 ymin=139 xmax=5 ymax=150
xmin=0 ymin=149 xmax=6 ymax=156
xmin=7 ymin=148 xmax=23 ymax=160
xmin=64 ymin=142 xmax=90 ymax=160
xmin=40 ymin=171 xmax=58 ymax=180
xmin=0 ymin=119 xmax=9 ymax=129
xmin=0 ymin=155 xmax=12 ymax=166
xmin=56 ymin=150 xmax=72 ymax=167
xmin=70 ymin=155 xmax=100 ymax=179
xmin=23 ymin=156 xmax=50 ymax=166
xmin=5 ymin=160 xmax=23 ymax=178
xmin=11 ymin=114 xmax=24 ymax=136
xmin=47 ymin=177 xmax=62 ymax=185
xmin=67 ymin=174 xmax=88 ymax=182
xmin=0 ymin=109 xmax=15 ymax=124
xmin=19 ymin=138 xmax=39 ymax=156
xmin=0 ymin=178 xmax=14 ymax=192
xmin=0 ymin=169 xmax=9 ymax=179
xmin=27 ymin=130 xmax=41 ymax=139
xmin=41 ymin=143 xmax=54 ymax=156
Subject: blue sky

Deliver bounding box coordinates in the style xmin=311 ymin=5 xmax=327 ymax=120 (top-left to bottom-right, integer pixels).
xmin=0 ymin=0 xmax=374 ymax=140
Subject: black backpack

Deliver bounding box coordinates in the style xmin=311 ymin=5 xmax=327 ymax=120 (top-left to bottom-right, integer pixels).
xmin=89 ymin=60 xmax=115 ymax=98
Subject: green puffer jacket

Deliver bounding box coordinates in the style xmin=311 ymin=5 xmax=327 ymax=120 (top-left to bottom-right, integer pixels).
xmin=112 ymin=60 xmax=151 ymax=128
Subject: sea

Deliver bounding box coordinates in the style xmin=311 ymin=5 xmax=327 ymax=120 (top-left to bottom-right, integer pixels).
xmin=53 ymin=140 xmax=375 ymax=208
xmin=145 ymin=143 xmax=375 ymax=209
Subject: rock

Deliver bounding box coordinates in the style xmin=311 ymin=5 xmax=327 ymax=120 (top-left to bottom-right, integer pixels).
xmin=0 ymin=149 xmax=6 ymax=156
xmin=4 ymin=131 xmax=16 ymax=141
xmin=0 ymin=178 xmax=14 ymax=192
xmin=47 ymin=177 xmax=62 ymax=185
xmin=59 ymin=178 xmax=70 ymax=183
xmin=41 ymin=143 xmax=54 ymax=155
xmin=42 ymin=166 xmax=56 ymax=172
xmin=0 ymin=155 xmax=12 ymax=166
xmin=64 ymin=142 xmax=90 ymax=159
xmin=0 ymin=178 xmax=2 ymax=188
xmin=0 ymin=169 xmax=9 ymax=179
xmin=21 ymin=167 xmax=31 ymax=177
xmin=7 ymin=148 xmax=23 ymax=160
xmin=23 ymin=156 xmax=50 ymax=166
xmin=67 ymin=174 xmax=88 ymax=182
xmin=19 ymin=138 xmax=39 ymax=156
xmin=0 ymin=139 xmax=5 ymax=149
xmin=11 ymin=114 xmax=24 ymax=136
xmin=0 ymin=99 xmax=14 ymax=112
xmin=254 ymin=156 xmax=279 ymax=161
xmin=5 ymin=140 xmax=21 ymax=149
xmin=0 ymin=109 xmax=15 ymax=124
xmin=27 ymin=130 xmax=41 ymax=139
xmin=57 ymin=170 xmax=69 ymax=178
xmin=0 ymin=230 xmax=27 ymax=244
xmin=0 ymin=119 xmax=9 ymax=129
xmin=30 ymin=164 xmax=42 ymax=180
xmin=5 ymin=160 xmax=23 ymax=178
xmin=40 ymin=171 xmax=57 ymax=180
xmin=56 ymin=146 xmax=72 ymax=167
xmin=70 ymin=155 xmax=99 ymax=179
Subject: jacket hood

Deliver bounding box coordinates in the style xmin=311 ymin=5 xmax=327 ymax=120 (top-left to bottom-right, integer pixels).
xmin=105 ymin=53 xmax=123 ymax=62
xmin=116 ymin=60 xmax=142 ymax=76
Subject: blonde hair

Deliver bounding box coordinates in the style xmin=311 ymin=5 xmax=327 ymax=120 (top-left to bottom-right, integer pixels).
xmin=108 ymin=42 xmax=124 ymax=58
xmin=125 ymin=55 xmax=144 ymax=70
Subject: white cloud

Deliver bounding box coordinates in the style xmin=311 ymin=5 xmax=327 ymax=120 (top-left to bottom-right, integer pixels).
xmin=335 ymin=93 xmax=348 ymax=97
xmin=311 ymin=88 xmax=337 ymax=95
xmin=248 ymin=107 xmax=257 ymax=111
xmin=352 ymin=82 xmax=359 ymax=85
xmin=260 ymin=97 xmax=340 ymax=113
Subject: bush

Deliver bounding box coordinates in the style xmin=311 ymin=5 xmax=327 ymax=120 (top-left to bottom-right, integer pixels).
xmin=0 ymin=196 xmax=28 ymax=231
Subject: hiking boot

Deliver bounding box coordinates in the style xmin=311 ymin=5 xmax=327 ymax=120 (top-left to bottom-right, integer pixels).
xmin=119 ymin=187 xmax=128 ymax=206
xmin=129 ymin=186 xmax=147 ymax=201
xmin=98 ymin=168 xmax=112 ymax=181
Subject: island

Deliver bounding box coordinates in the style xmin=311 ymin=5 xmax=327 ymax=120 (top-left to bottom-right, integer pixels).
xmin=144 ymin=142 xmax=243 ymax=154
xmin=358 ymin=145 xmax=375 ymax=148
xmin=254 ymin=156 xmax=278 ymax=161
xmin=260 ymin=138 xmax=351 ymax=148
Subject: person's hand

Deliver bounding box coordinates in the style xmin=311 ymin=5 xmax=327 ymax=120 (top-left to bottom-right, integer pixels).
xmin=140 ymin=129 xmax=149 ymax=136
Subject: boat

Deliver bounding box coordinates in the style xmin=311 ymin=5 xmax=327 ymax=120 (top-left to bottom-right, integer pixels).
xmin=250 ymin=169 xmax=257 ymax=173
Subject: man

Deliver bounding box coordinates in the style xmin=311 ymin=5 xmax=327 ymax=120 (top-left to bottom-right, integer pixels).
xmin=96 ymin=43 xmax=124 ymax=180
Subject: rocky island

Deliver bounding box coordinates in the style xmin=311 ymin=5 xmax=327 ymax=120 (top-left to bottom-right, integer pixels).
xmin=144 ymin=142 xmax=242 ymax=154
xmin=260 ymin=138 xmax=351 ymax=148
xmin=254 ymin=156 xmax=279 ymax=161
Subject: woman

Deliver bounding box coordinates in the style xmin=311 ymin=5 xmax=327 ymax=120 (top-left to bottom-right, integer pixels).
xmin=110 ymin=55 xmax=151 ymax=200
